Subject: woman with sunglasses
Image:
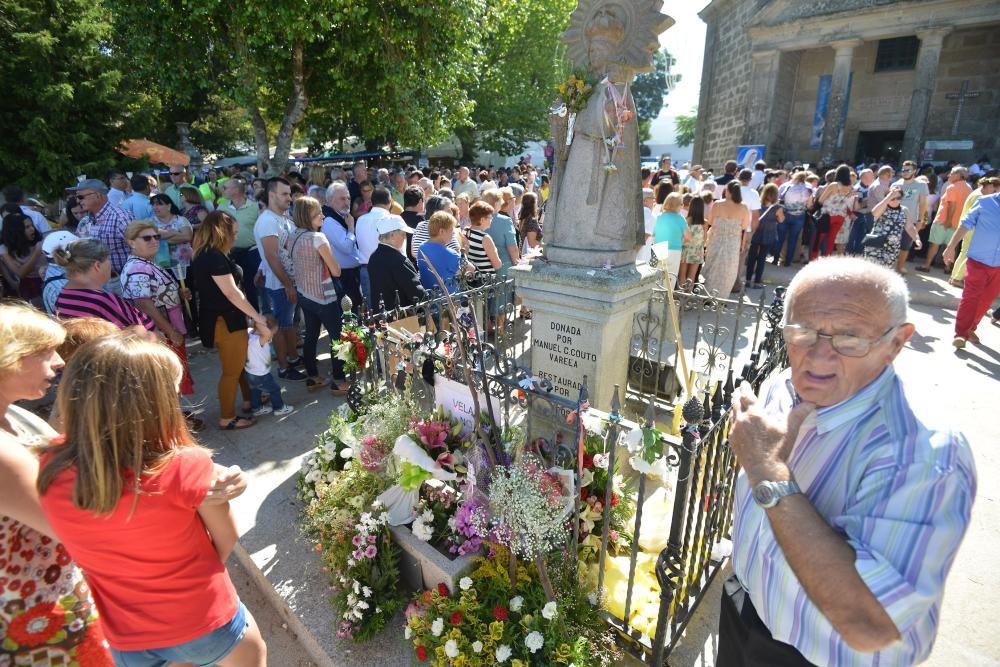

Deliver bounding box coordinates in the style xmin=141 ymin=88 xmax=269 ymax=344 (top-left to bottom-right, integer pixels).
xmin=120 ymin=220 xmax=196 ymax=398
xmin=150 ymin=193 xmax=194 ymax=268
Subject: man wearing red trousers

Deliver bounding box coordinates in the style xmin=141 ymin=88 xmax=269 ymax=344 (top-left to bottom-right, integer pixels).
xmin=944 ymin=192 xmax=1000 ymax=348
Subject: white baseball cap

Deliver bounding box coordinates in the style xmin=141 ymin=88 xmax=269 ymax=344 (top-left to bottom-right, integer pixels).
xmin=375 ymin=215 xmax=414 ymax=235
xmin=41 ymin=230 xmax=80 ymax=258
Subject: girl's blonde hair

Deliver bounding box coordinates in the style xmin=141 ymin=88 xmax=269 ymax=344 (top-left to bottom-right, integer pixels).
xmin=38 ymin=332 xmax=199 ymax=515
xmin=193 ymin=210 xmax=237 ymax=258
xmin=0 ymin=302 xmax=65 ymax=380
xmin=292 ymin=196 xmax=323 ymax=231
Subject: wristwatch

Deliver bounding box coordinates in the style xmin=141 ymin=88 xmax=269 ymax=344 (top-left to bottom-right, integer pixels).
xmin=751 ymin=480 xmax=801 ymax=509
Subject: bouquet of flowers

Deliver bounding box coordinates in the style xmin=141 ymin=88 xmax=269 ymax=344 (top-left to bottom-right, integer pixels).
xmin=488 ymin=457 xmax=571 ymax=562
xmin=334 ymin=322 xmax=373 ymax=373
xmin=576 ymin=432 xmax=634 ymax=563
xmin=557 ymin=72 xmax=594 ymax=114
xmin=379 ymin=409 xmax=469 ymax=525
xmin=410 ymin=483 xmax=461 ymax=550
xmin=405 ymin=545 xmax=619 ymax=666
xmin=298 ymin=403 xmax=359 ymax=502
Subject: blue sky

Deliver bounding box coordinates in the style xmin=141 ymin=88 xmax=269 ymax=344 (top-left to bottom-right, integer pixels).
xmin=649 ymin=0 xmax=711 ymax=144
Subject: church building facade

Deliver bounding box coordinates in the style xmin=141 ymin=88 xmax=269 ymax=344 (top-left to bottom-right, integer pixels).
xmin=692 ymin=0 xmax=999 ymax=170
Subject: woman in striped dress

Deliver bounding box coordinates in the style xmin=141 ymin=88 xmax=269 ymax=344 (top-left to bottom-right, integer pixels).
xmin=52 ymin=239 xmax=155 ymax=332
xmin=463 ymin=201 xmax=502 ymax=283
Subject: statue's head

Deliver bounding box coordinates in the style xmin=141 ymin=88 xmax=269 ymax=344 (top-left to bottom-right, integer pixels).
xmin=585 ymin=9 xmax=626 ymax=73
xmin=563 ymin=0 xmax=674 ymax=78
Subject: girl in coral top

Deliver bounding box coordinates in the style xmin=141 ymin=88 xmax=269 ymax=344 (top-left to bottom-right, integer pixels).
xmin=37 ymin=332 xmax=266 ymax=667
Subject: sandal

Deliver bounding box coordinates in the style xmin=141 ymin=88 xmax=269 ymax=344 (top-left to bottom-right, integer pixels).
xmin=219 ymin=417 xmax=256 ymax=430
xmin=330 ymin=381 xmax=350 ymax=396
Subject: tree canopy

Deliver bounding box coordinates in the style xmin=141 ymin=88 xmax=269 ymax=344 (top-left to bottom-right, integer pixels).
xmin=631 ymin=48 xmax=680 ymax=152
xmin=674 ymin=109 xmax=698 ymax=148
xmin=0 ymin=0 xmax=130 ymax=197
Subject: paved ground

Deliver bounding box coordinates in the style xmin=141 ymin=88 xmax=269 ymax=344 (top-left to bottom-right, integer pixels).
xmin=181 ymin=260 xmax=998 ymax=667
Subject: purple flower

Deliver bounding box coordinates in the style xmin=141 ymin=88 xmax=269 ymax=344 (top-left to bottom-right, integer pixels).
xmin=368 ymin=535 xmax=376 ymax=544
xmin=364 ymin=544 xmax=377 ymax=559
xmin=352 ymin=535 xmax=363 ymax=546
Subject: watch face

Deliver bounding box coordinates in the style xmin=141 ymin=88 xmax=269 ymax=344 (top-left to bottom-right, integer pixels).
xmin=753 ymin=483 xmax=776 ymax=507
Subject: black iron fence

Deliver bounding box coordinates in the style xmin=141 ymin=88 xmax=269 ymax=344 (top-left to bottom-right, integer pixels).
xmin=340 ymin=276 xmax=789 ymax=665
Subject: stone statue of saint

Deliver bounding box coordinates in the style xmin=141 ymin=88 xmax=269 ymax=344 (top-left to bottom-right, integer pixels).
xmin=546 ymin=1 xmax=673 ymax=267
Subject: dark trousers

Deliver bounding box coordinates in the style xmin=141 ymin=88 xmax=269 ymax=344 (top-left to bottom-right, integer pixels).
xmin=717 ymin=575 xmax=816 ymax=667
xmin=773 ymin=212 xmax=805 ymax=265
xmin=298 ymin=294 xmax=347 ymax=381
xmin=745 ymin=242 xmax=769 ymax=284
xmin=846 ymin=212 xmax=873 ymax=255
xmin=231 ymin=246 xmax=262 ymax=311
xmin=337 ymin=267 xmax=363 ymax=313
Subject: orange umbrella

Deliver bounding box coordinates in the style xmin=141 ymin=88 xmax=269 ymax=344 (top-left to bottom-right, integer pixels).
xmin=117 ymin=139 xmax=190 ymax=166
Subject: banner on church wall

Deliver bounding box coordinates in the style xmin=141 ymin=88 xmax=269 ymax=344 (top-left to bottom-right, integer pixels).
xmin=736 ymin=145 xmax=766 ymax=169
xmin=810 ymin=74 xmax=853 ymax=149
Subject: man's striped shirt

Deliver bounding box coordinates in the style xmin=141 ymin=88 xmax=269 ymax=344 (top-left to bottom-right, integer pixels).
xmin=732 ymin=366 xmax=976 ymax=666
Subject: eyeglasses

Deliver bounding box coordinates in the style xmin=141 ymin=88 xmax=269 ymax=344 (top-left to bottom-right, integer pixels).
xmin=76 ymin=191 xmax=95 ymax=200
xmin=781 ymin=323 xmax=899 ymax=357
xmin=137 ymin=233 xmax=162 ymax=242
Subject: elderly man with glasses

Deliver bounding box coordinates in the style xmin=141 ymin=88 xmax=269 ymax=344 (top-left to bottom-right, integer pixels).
xmin=163 ymin=163 xmax=190 ymax=210
xmin=73 ymin=178 xmax=134 ymax=288
xmin=719 ymin=256 xmax=976 ymax=667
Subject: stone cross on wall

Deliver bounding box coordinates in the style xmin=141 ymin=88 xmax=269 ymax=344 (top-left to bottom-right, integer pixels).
xmin=945 ymin=80 xmax=981 ymax=136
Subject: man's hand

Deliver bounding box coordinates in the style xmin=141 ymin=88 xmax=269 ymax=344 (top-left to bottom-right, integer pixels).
xmin=284 ymin=284 xmax=298 ymax=305
xmin=943 ymin=246 xmax=957 ymax=266
xmin=729 ymin=383 xmax=815 ymax=485
xmin=254 ymin=271 xmax=265 ymax=288
xmin=345 ymin=213 xmax=355 ymax=233
xmin=202 ymin=464 xmax=248 ymax=505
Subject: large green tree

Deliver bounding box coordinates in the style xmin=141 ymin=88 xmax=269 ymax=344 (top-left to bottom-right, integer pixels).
xmin=456 ymin=0 xmax=575 ymax=162
xmin=109 ymin=0 xmax=484 ymax=175
xmin=631 ymin=48 xmax=680 ymax=151
xmin=0 ymin=0 xmax=130 ymax=197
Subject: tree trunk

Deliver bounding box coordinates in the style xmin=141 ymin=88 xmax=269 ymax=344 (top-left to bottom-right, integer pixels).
xmin=267 ymin=38 xmax=309 ymax=177
xmin=249 ymin=107 xmax=270 ymax=176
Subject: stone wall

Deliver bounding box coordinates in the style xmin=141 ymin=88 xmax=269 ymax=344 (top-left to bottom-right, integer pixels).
xmin=694 ymin=0 xmax=771 ymax=170
xmin=922 ymin=26 xmax=1000 ymax=163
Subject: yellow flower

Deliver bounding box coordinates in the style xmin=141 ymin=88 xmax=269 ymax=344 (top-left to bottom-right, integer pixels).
xmin=555 ymin=643 xmax=573 ymax=663
xmin=488 ymin=621 xmax=504 ymax=641
xmin=512 ymin=660 xmax=526 ymax=667
xmin=454 ymin=656 xmax=469 ymax=667
xmin=448 ymin=628 xmax=462 ymax=641
xmin=559 ymin=84 xmax=567 ymax=95
xmin=576 ymin=80 xmax=584 ymax=91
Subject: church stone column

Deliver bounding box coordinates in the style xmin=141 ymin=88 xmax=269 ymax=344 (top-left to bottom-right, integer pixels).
xmin=901 ymin=29 xmax=951 ymax=162
xmin=819 ymin=40 xmax=861 ymax=166
xmin=742 ymin=50 xmax=780 ymax=147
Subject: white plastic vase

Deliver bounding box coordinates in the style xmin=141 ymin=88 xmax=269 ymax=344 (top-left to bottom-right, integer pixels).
xmin=377 ymin=485 xmax=420 ymax=526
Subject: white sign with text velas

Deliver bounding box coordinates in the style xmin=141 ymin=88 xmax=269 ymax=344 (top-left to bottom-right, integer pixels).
xmin=434 ymin=376 xmax=502 ymax=433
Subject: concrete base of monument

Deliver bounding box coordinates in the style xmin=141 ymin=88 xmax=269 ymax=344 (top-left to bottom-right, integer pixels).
xmin=390 ymin=525 xmax=476 ymax=593
xmin=512 ymin=260 xmax=659 ymax=412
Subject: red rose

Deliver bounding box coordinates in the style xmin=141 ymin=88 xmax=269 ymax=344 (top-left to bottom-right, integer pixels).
xmin=582 ymin=453 xmax=594 ymax=469
xmin=437 ymin=582 xmax=450 ymax=597
xmin=492 ymin=605 xmax=508 ymax=621
xmin=450 ymin=611 xmax=463 ymax=625
xmin=611 ymin=492 xmax=619 ymax=507
xmin=416 ymin=645 xmax=429 ymax=661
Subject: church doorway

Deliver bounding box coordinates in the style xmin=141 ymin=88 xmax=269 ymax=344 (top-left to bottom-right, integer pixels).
xmin=855 ymin=131 xmax=904 ymax=165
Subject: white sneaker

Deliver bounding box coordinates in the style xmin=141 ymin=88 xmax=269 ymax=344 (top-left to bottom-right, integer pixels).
xmin=252 ymin=406 xmax=273 ymax=417
xmin=273 ymin=404 xmax=294 ymax=416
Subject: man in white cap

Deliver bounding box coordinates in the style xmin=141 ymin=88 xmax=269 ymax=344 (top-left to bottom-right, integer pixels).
xmin=367 ymin=215 xmax=424 ymax=311
xmin=39 ymin=230 xmax=79 ymax=314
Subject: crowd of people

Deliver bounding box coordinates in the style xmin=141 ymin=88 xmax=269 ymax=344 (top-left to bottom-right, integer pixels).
xmin=0 ymin=147 xmax=996 ymax=664
xmin=641 ymin=154 xmax=1000 ymax=347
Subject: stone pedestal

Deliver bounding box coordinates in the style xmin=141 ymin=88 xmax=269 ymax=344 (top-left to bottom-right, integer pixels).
xmin=513 ymin=261 xmax=658 ymax=412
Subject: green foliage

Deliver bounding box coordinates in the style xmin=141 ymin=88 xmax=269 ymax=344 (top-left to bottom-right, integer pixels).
xmin=0 ymin=0 xmax=130 ymax=197
xmin=108 ymin=0 xmax=486 ymax=173
xmin=631 ymin=49 xmax=680 ymax=122
xmin=674 ymin=108 xmax=698 ymax=148
xmin=463 ymin=0 xmax=576 ymax=159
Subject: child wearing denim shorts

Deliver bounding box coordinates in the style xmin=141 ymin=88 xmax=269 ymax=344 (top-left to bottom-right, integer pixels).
xmin=245 ymin=315 xmax=294 ymax=417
